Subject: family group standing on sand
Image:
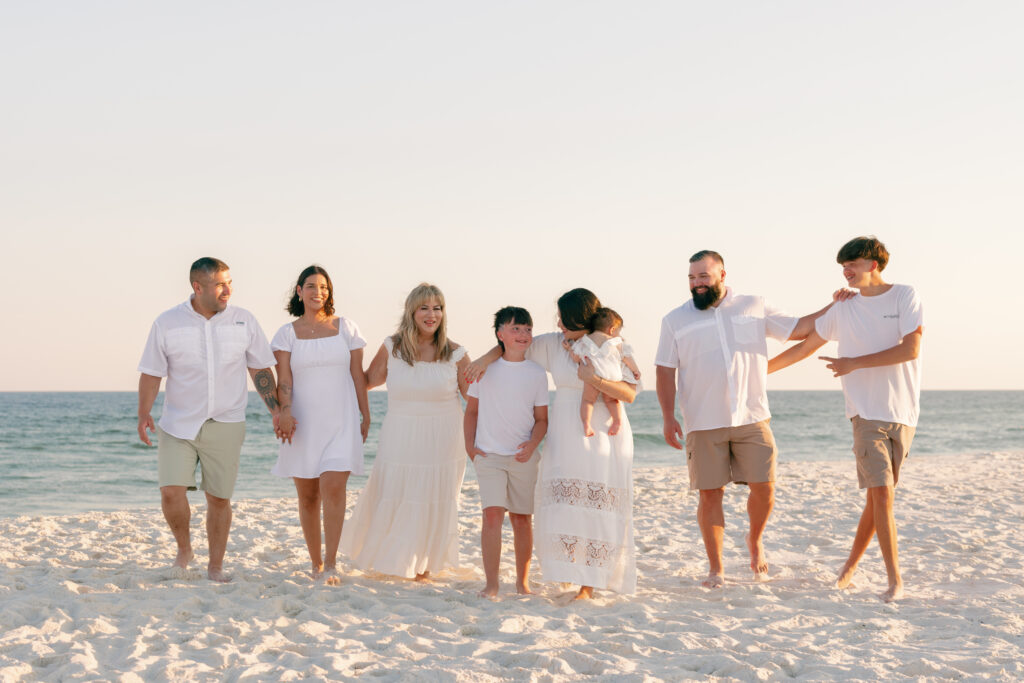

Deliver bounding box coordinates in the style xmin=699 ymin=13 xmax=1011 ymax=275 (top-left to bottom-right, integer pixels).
xmin=137 ymin=236 xmax=923 ymax=603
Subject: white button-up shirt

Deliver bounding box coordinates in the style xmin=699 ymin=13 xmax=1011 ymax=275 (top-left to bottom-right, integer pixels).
xmin=655 ymin=287 xmax=797 ymax=434
xmin=138 ymin=297 xmax=276 ymax=440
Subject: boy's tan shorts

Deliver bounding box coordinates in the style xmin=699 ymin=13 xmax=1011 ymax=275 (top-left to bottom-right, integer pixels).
xmin=472 ymin=452 xmax=540 ymax=514
xmin=851 ymin=416 xmax=915 ymax=489
xmin=685 ymin=420 xmax=777 ymax=491
xmin=157 ymin=420 xmax=246 ymax=499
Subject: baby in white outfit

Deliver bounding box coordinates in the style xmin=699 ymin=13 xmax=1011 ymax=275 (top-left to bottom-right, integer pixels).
xmin=564 ymin=308 xmax=641 ymax=436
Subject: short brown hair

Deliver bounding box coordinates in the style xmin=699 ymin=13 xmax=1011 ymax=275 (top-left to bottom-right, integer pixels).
xmin=189 ymin=257 xmax=229 ymax=285
xmin=689 ymin=250 xmax=724 ymax=267
xmin=837 ymin=236 xmax=889 ymax=271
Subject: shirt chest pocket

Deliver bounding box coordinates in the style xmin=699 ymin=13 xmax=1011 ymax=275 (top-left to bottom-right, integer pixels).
xmin=731 ymin=316 xmax=762 ymax=345
xmin=216 ymin=326 xmax=248 ymax=362
xmin=165 ymin=328 xmax=202 ymax=364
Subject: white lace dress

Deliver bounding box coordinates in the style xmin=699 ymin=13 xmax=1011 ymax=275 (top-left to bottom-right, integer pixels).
xmin=339 ymin=338 xmax=467 ymax=578
xmin=527 ymin=332 xmax=637 ymax=593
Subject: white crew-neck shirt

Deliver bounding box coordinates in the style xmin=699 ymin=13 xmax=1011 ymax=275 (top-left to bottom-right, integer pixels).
xmin=467 ymin=357 xmax=549 ymax=456
xmin=138 ymin=297 xmax=276 ymax=440
xmin=815 ymin=284 xmax=923 ymax=427
xmin=655 ymin=287 xmax=798 ymax=434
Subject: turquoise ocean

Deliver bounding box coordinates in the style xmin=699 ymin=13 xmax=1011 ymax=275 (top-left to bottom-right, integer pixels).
xmin=1 ymin=391 xmax=1021 ymax=518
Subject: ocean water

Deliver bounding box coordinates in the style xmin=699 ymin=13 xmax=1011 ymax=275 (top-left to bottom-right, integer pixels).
xmin=0 ymin=391 xmax=1020 ymax=518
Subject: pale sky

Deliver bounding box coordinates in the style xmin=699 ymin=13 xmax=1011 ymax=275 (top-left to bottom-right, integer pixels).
xmin=2 ymin=1 xmax=1021 ymax=391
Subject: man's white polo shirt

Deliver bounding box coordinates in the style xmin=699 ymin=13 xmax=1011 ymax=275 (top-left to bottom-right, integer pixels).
xmin=138 ymin=297 xmax=276 ymax=440
xmin=655 ymin=287 xmax=797 ymax=435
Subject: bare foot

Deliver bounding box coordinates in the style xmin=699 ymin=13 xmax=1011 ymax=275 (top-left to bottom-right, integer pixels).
xmin=834 ymin=562 xmax=857 ymax=589
xmin=207 ymin=567 xmax=232 ymax=583
xmin=310 ymin=562 xmax=325 ymax=581
xmin=583 ymin=422 xmax=594 ymax=437
xmin=881 ymin=582 xmax=904 ymax=603
xmin=746 ymin=532 xmax=769 ymax=579
xmin=322 ymin=567 xmax=342 ymax=586
xmin=173 ymin=548 xmax=194 ymax=570
xmin=702 ymin=572 xmax=725 ymax=588
xmin=414 ymin=571 xmax=431 ymax=582
xmin=573 ymin=586 xmax=594 ymax=600
xmin=477 ymin=584 xmax=499 ymax=599
xmin=516 ymin=582 xmax=533 ymax=595
xmin=609 ymin=419 xmax=620 ymax=436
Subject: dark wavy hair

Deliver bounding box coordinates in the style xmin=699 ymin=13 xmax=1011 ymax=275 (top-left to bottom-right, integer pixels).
xmin=287 ymin=265 xmax=335 ymax=317
xmin=837 ymin=236 xmax=889 ymax=271
xmin=557 ymin=288 xmax=602 ymax=332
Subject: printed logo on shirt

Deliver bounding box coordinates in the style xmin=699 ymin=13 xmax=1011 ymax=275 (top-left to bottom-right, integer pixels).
xmin=883 ymin=314 xmax=899 ymax=319
xmin=235 ymin=321 xmax=246 ymax=325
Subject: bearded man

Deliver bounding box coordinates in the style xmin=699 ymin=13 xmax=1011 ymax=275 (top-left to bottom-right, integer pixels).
xmin=655 ymin=249 xmax=844 ymax=588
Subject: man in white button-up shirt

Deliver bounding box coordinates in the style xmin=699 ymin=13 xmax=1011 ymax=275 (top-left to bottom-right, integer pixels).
xmin=656 ymin=250 xmax=838 ymax=589
xmin=137 ymin=257 xmax=279 ymax=582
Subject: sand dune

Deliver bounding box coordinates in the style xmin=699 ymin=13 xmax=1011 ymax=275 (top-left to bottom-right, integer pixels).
xmin=2 ymin=452 xmax=1022 ymax=681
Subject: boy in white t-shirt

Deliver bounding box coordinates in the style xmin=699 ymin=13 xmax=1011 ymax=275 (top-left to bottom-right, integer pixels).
xmin=768 ymin=236 xmax=923 ymax=602
xmin=464 ymin=306 xmax=549 ymax=598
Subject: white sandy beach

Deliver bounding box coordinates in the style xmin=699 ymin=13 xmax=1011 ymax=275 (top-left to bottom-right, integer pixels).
xmin=1 ymin=452 xmax=1022 ymax=681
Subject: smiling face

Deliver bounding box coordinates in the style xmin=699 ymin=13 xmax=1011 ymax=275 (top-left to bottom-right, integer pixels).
xmin=414 ymin=298 xmax=444 ymax=339
xmin=192 ymin=269 xmax=232 ymax=316
xmin=841 ymin=258 xmax=878 ymax=289
xmin=298 ymin=273 xmax=331 ymax=316
xmin=688 ymin=257 xmax=725 ymax=310
xmin=496 ymin=321 xmax=533 ymax=353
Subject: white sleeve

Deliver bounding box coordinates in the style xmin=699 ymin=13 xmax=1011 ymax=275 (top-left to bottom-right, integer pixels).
xmin=815 ymin=304 xmax=840 ymax=342
xmin=246 ymin=316 xmax=277 ymax=369
xmin=764 ymin=302 xmax=799 ymax=342
xmin=654 ymin=317 xmax=678 ymax=368
xmin=137 ymin=321 xmax=167 ymax=377
xmin=526 ymin=333 xmax=556 ymax=371
xmin=898 ymin=287 xmax=924 ymax=337
xmin=270 ymin=324 xmax=293 ymax=353
xmin=343 ymin=317 xmax=367 ymax=350
xmin=534 ymin=372 xmax=549 ymax=406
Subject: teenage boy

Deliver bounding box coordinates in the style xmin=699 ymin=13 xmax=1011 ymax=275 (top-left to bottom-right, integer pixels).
xmin=464 ymin=307 xmax=549 ymax=598
xmin=768 ymin=236 xmax=923 ymax=602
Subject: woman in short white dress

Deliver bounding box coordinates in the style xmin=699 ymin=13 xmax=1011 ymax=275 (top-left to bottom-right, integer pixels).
xmin=468 ymin=288 xmax=637 ymax=600
xmin=272 ymin=265 xmax=370 ymax=584
xmin=340 ymin=283 xmax=470 ymax=580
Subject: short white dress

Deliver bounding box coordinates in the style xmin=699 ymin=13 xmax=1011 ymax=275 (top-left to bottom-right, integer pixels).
xmin=529 ymin=332 xmax=637 ymax=594
xmin=270 ymin=318 xmax=366 ymax=478
xmin=340 ymin=338 xmax=467 ymax=578
xmin=572 ymin=335 xmax=624 ymax=382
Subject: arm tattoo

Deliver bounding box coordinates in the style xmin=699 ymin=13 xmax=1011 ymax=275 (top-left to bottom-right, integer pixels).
xmin=278 ymin=382 xmax=292 ymax=409
xmin=253 ymin=369 xmax=280 ymax=411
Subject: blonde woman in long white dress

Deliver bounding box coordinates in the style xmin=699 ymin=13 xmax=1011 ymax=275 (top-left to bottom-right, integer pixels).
xmin=271 ymin=265 xmax=370 ymax=585
xmin=340 ymin=283 xmax=470 ymax=580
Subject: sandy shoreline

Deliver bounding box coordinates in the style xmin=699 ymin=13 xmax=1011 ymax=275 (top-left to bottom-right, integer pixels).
xmin=2 ymin=452 xmax=1022 ymax=681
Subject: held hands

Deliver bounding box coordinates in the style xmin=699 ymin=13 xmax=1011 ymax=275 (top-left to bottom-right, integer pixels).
xmin=360 ymin=415 xmax=370 ymax=443
xmin=663 ymin=418 xmax=684 ymax=450
xmin=275 ymin=412 xmax=297 ymax=444
xmin=819 ymin=355 xmax=856 ymax=377
xmin=137 ymin=414 xmax=155 ymax=446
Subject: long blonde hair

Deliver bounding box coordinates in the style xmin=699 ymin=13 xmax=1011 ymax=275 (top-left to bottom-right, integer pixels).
xmin=390 ymin=283 xmax=454 ymax=365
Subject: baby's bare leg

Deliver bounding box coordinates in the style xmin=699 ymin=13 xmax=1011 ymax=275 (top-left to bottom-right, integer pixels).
xmin=602 ymin=394 xmax=622 ymax=435
xmin=580 ymin=382 xmax=599 ymax=437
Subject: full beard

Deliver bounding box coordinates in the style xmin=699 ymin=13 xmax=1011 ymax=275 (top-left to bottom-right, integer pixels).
xmin=691 ymin=283 xmax=723 ymax=310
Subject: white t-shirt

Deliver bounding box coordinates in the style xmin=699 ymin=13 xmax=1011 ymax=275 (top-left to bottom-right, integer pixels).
xmin=467 ymin=358 xmax=549 ymax=456
xmin=815 ymin=284 xmax=923 ymax=427
xmin=138 ymin=297 xmax=276 ymax=440
xmin=655 ymin=287 xmax=798 ymax=434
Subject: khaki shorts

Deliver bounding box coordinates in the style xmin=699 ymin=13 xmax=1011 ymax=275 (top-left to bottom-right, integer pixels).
xmin=472 ymin=452 xmax=540 ymax=514
xmin=851 ymin=416 xmax=915 ymax=489
xmin=158 ymin=420 xmax=246 ymax=499
xmin=685 ymin=420 xmax=777 ymax=491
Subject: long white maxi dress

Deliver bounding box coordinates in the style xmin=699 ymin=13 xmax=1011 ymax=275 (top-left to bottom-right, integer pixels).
xmin=340 ymin=338 xmax=467 ymax=578
xmin=528 ymin=332 xmax=637 ymax=593
xmin=270 ymin=318 xmax=366 ymax=477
